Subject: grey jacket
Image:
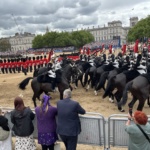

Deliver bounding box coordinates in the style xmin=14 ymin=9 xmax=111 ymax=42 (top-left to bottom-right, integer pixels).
xmin=11 ymin=107 xmax=35 ymax=137
xmin=57 ymin=98 xmax=86 ymax=136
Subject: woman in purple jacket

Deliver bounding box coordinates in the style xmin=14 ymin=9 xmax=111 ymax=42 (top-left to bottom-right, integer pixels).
xmin=35 ymin=94 xmax=58 ymax=150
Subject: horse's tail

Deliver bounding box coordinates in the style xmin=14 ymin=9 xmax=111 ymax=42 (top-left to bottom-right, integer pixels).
xmin=118 ymin=81 xmax=133 ymax=107
xmin=103 ymin=76 xmax=115 ymax=98
xmin=83 ymin=69 xmax=89 ymax=86
xmin=95 ymin=71 xmax=109 ymax=91
xmin=19 ymin=77 xmax=33 ymax=90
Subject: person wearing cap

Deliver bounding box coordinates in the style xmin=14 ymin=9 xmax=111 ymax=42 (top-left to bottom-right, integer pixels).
xmin=125 ymin=111 xmax=150 ymax=150
xmin=57 ymin=89 xmax=86 ymax=150
xmin=35 ymin=94 xmax=58 ymax=150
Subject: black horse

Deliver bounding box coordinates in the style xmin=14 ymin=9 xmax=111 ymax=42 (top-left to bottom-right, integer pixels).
xmin=19 ymin=69 xmax=69 ymax=107
xmin=118 ymin=75 xmax=150 ymax=114
xmin=103 ymin=69 xmax=141 ymax=112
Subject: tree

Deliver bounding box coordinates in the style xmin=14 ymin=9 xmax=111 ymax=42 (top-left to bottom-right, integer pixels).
xmin=0 ymin=39 xmax=11 ymax=52
xmin=32 ymin=35 xmax=43 ymax=48
xmin=127 ymin=16 xmax=150 ymax=42
xmin=71 ymin=30 xmax=94 ymax=48
xmin=32 ymin=30 xmax=94 ymax=48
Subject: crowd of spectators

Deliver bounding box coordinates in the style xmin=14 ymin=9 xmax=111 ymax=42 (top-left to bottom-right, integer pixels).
xmin=0 ymin=89 xmax=86 ymax=150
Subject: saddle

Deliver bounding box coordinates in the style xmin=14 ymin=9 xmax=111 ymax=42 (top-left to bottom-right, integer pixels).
xmin=123 ymin=69 xmax=140 ymax=82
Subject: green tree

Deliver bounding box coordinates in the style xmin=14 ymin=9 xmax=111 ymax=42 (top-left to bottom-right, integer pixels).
xmin=127 ymin=16 xmax=150 ymax=42
xmin=71 ymin=30 xmax=94 ymax=48
xmin=0 ymin=39 xmax=11 ymax=52
xmin=32 ymin=35 xmax=43 ymax=48
xmin=32 ymin=30 xmax=94 ymax=48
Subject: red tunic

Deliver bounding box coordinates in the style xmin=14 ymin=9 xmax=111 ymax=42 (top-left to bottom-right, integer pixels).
xmin=22 ymin=62 xmax=28 ymax=69
xmin=134 ymin=39 xmax=139 ymax=53
xmin=122 ymin=44 xmax=126 ymax=55
xmin=109 ymin=45 xmax=112 ymax=54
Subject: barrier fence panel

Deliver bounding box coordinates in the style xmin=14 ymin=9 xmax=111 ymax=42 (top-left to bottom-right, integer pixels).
xmin=107 ymin=114 xmax=150 ymax=150
xmin=2 ymin=108 xmax=106 ymax=149
xmin=78 ymin=112 xmax=106 ymax=148
xmin=5 ymin=107 xmax=150 ymax=150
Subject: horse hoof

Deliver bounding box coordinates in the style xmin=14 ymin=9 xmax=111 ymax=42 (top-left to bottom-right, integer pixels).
xmin=94 ymin=91 xmax=98 ymax=96
xmin=120 ymin=109 xmax=125 ymax=112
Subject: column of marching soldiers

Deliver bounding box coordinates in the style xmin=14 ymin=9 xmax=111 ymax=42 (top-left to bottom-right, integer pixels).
xmin=0 ymin=55 xmax=48 ymax=75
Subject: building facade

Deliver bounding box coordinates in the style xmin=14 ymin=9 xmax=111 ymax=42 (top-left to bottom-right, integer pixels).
xmin=86 ymin=17 xmax=138 ymax=45
xmin=9 ymin=32 xmax=35 ymax=52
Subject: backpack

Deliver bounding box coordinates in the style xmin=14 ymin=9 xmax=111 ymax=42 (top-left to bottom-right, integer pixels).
xmin=0 ymin=127 xmax=10 ymax=141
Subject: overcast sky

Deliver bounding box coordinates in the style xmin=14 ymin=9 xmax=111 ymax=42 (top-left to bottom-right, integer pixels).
xmin=0 ymin=0 xmax=150 ymax=38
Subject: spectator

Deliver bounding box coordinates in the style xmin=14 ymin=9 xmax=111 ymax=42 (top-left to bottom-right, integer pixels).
xmin=57 ymin=89 xmax=86 ymax=150
xmin=125 ymin=111 xmax=150 ymax=150
xmin=0 ymin=108 xmax=12 ymax=150
xmin=11 ymin=97 xmax=36 ymax=150
xmin=35 ymin=94 xmax=58 ymax=150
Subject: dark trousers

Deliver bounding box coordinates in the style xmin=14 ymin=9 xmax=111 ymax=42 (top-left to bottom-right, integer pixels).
xmin=29 ymin=66 xmax=32 ymax=72
xmin=59 ymin=135 xmax=78 ymax=150
xmin=4 ymin=68 xmax=8 ymax=73
xmin=12 ymin=67 xmax=16 ymax=73
xmin=8 ymin=68 xmax=12 ymax=73
xmin=41 ymin=143 xmax=54 ymax=150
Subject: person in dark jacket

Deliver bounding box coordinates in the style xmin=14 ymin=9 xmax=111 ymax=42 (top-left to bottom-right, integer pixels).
xmin=57 ymin=89 xmax=86 ymax=150
xmin=11 ymin=97 xmax=36 ymax=150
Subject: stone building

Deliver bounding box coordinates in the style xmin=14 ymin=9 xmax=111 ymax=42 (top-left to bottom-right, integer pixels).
xmin=9 ymin=32 xmax=35 ymax=52
xmin=86 ymin=17 xmax=138 ymax=45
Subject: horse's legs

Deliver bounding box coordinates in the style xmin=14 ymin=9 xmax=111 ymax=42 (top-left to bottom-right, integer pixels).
xmin=86 ymin=77 xmax=91 ymax=91
xmin=147 ymin=96 xmax=150 ymax=107
xmin=137 ymin=98 xmax=145 ymax=111
xmin=114 ymin=90 xmax=124 ymax=112
xmin=128 ymin=96 xmax=137 ymax=116
xmin=32 ymin=93 xmax=37 ymax=107
xmin=109 ymin=93 xmax=114 ymax=103
xmin=80 ymin=75 xmax=84 ymax=87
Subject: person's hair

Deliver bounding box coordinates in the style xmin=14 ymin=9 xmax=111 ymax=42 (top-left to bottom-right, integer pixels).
xmin=14 ymin=97 xmax=25 ymax=111
xmin=134 ymin=111 xmax=148 ymax=125
xmin=63 ymin=89 xmax=72 ymax=99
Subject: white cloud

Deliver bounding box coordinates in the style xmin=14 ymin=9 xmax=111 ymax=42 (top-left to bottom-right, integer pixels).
xmin=0 ymin=0 xmax=150 ymax=37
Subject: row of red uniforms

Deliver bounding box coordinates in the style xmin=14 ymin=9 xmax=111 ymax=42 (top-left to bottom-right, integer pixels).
xmin=0 ymin=58 xmax=49 ymax=69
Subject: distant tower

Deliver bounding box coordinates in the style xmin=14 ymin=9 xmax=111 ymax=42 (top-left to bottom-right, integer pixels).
xmin=130 ymin=17 xmax=138 ymax=27
xmin=46 ymin=26 xmax=49 ymax=33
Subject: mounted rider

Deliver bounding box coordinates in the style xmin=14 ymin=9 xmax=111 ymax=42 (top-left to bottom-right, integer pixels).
xmin=48 ymin=54 xmax=62 ymax=91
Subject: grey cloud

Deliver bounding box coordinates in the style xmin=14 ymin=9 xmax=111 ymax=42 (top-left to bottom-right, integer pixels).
xmin=63 ymin=0 xmax=78 ymax=8
xmin=24 ymin=16 xmax=55 ymax=24
xmin=55 ymin=8 xmax=77 ymax=20
xmin=52 ymin=19 xmax=77 ymax=29
xmin=34 ymin=0 xmax=62 ymax=15
xmin=100 ymin=0 xmax=150 ymax=10
xmin=77 ymin=0 xmax=101 ymax=15
xmin=0 ymin=0 xmax=150 ymax=38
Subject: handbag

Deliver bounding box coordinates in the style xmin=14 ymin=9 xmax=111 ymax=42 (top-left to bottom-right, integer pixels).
xmin=136 ymin=124 xmax=150 ymax=143
xmin=0 ymin=126 xmax=10 ymax=141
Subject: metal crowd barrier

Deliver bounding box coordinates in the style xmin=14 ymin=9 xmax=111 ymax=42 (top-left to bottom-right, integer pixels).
xmin=2 ymin=108 xmax=106 ymax=149
xmin=2 ymin=107 xmax=150 ymax=150
xmin=107 ymin=114 xmax=150 ymax=150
